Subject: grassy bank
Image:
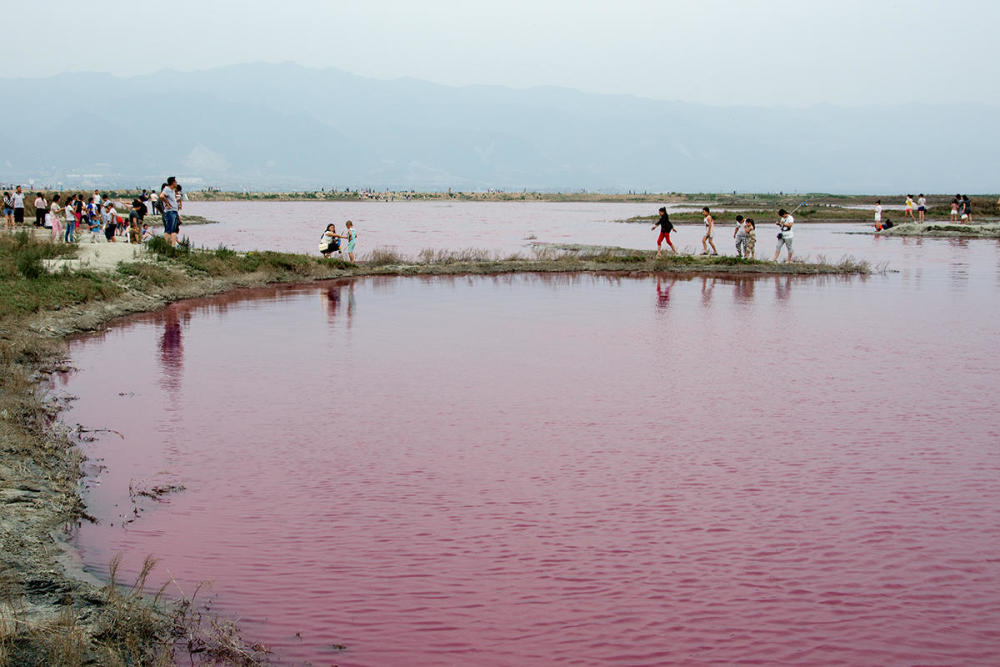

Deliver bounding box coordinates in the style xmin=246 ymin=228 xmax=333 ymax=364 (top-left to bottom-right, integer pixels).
xmin=0 ymin=232 xmax=870 ymax=663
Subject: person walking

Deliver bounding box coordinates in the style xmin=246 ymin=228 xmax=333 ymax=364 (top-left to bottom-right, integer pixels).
xmin=33 ymin=193 xmax=46 ymax=227
xmin=701 ymin=207 xmax=718 ymax=255
xmin=772 ymin=208 xmax=795 ymax=262
xmin=733 ymin=214 xmax=748 ymax=257
xmin=651 ymin=206 xmax=676 ymax=257
xmin=160 ymin=177 xmax=181 ymax=246
xmin=12 ymin=186 xmax=25 ymax=227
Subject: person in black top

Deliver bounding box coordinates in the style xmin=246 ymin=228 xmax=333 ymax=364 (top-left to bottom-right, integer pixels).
xmin=651 ymin=206 xmax=676 ymax=257
xmin=129 ymin=198 xmax=146 ymax=243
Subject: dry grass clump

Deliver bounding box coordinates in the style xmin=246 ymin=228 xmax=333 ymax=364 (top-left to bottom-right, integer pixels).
xmin=365 ymin=247 xmax=407 ymax=266
xmin=416 ymin=247 xmax=495 ymax=264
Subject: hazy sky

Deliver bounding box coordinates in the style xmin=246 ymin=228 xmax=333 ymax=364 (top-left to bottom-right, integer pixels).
xmin=4 ymin=0 xmax=998 ymax=107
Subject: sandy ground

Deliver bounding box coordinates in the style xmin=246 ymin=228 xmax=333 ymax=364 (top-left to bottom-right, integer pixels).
xmin=31 ymin=228 xmax=152 ymax=272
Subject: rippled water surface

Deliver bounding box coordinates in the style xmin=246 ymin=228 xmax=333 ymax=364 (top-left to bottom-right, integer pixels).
xmin=61 ymin=205 xmax=1000 ymax=665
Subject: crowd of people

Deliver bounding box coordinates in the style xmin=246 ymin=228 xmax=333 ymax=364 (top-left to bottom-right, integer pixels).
xmin=1 ymin=177 xmax=185 ymax=246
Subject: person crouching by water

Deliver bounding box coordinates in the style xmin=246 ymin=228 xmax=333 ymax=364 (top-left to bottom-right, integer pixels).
xmin=651 ymin=206 xmax=676 ymax=257
xmin=318 ymin=223 xmax=344 ymax=257
xmin=772 ymin=208 xmax=794 ymax=262
xmin=701 ymin=207 xmax=718 ymax=255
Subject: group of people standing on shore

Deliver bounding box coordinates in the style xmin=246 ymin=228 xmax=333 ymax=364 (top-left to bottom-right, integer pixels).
xmin=652 ymin=206 xmax=794 ymax=262
xmin=1 ymin=177 xmax=186 ymax=247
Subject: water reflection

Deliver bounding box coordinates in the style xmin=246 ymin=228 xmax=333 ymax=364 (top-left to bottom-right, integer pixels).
xmin=655 ymin=276 xmax=675 ymax=310
xmin=158 ymin=305 xmax=185 ymax=396
xmin=732 ymin=276 xmax=756 ymax=303
xmin=773 ymin=275 xmax=792 ymax=301
xmin=700 ymin=276 xmax=716 ymax=306
xmin=325 ymin=279 xmax=356 ymax=327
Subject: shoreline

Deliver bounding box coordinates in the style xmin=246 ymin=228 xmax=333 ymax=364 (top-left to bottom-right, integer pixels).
xmin=0 ymin=237 xmax=869 ymax=662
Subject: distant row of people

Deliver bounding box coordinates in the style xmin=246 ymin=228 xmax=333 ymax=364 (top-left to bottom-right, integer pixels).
xmin=875 ymin=194 xmax=976 ymax=230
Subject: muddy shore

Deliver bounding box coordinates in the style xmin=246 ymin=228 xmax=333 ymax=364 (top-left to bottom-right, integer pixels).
xmin=0 ymin=239 xmax=870 ymax=663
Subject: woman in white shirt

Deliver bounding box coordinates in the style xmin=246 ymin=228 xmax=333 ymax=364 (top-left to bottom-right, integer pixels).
xmin=64 ymin=198 xmax=76 ymax=242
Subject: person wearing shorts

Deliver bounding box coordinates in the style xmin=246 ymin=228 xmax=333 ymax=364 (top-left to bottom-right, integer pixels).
xmin=701 ymin=207 xmax=718 ymax=255
xmin=772 ymin=208 xmax=794 ymax=262
xmin=651 ymin=206 xmax=676 ymax=257
xmin=961 ymin=195 xmax=972 ymax=223
xmin=917 ymin=194 xmax=927 ymax=222
xmin=160 ymin=176 xmax=180 ymax=245
xmin=903 ymin=195 xmax=915 ymax=222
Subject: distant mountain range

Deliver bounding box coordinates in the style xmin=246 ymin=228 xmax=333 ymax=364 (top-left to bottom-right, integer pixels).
xmin=0 ymin=63 xmax=996 ymax=193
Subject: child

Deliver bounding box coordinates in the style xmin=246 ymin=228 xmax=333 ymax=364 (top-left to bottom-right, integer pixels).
xmin=345 ymin=220 xmax=357 ymax=262
xmin=141 ymin=224 xmax=152 ymax=242
xmin=744 ymin=218 xmax=756 ymax=258
xmin=650 ymin=206 xmax=676 ymax=257
xmin=950 ymin=198 xmax=959 ymax=222
xmin=734 ymin=214 xmax=748 ymax=257
xmin=701 ymin=207 xmax=717 ymax=255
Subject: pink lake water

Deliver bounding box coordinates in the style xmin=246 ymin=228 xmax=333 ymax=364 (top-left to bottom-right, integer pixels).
xmin=59 ymin=204 xmax=1000 ymax=665
xmin=178 ymin=200 xmax=810 ymax=257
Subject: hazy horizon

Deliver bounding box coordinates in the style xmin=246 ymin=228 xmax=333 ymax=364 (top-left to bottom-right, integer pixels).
xmin=2 ymin=2 xmax=997 ymax=192
xmin=5 ymin=0 xmax=999 ymax=108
